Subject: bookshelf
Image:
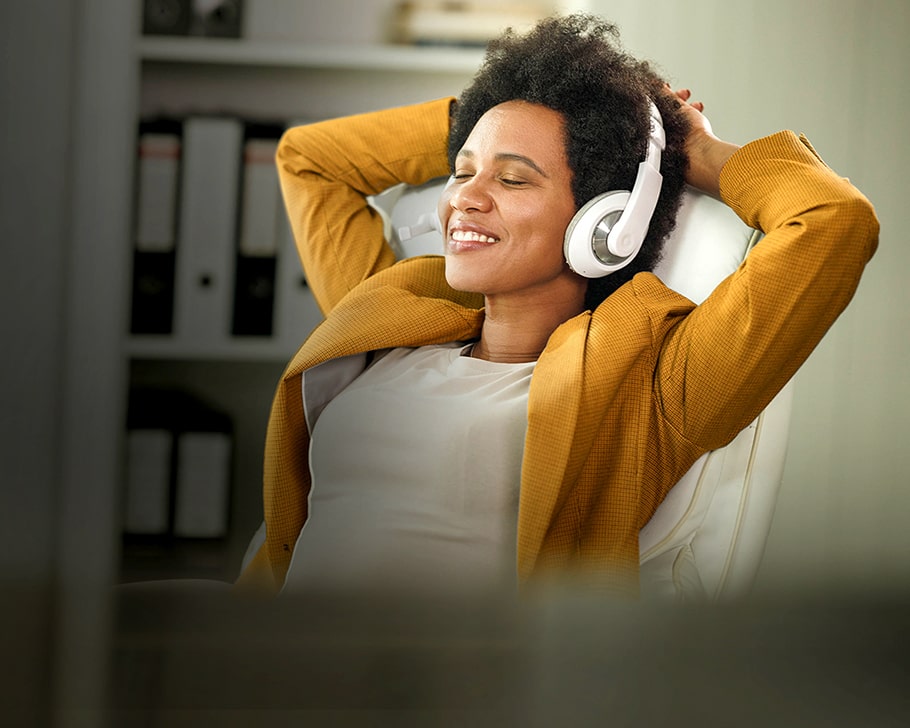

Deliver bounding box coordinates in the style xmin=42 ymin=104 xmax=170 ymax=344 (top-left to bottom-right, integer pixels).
xmin=119 ymin=23 xmax=481 ymax=583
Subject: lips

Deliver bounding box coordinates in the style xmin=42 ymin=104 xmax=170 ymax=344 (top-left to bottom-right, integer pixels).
xmin=447 ymin=222 xmax=501 ymax=251
xmin=452 ymin=229 xmax=498 ymax=244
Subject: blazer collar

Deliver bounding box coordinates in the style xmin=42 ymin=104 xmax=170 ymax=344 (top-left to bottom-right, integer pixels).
xmin=285 ymin=257 xmax=484 ymax=380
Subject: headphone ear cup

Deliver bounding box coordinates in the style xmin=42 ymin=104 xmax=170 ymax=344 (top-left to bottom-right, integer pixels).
xmin=563 ymin=100 xmax=665 ymax=280
xmin=563 ymin=190 xmax=634 ymax=278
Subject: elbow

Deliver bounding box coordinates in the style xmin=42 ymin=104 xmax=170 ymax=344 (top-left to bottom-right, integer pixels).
xmin=275 ymin=127 xmax=302 ymax=175
xmin=275 ymin=129 xmax=290 ymax=167
xmin=860 ymin=197 xmax=880 ymax=263
xmin=275 ymin=128 xmax=297 ymax=185
xmin=809 ymin=191 xmax=880 ymax=271
xmin=841 ymin=190 xmax=880 ymax=264
xmin=275 ymin=124 xmax=320 ymax=181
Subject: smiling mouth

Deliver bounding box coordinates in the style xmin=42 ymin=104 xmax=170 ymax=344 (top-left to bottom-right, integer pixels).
xmin=450 ymin=229 xmax=500 ymax=244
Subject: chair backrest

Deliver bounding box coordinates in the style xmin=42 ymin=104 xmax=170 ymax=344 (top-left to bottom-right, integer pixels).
xmin=640 ymin=189 xmax=793 ymax=604
xmin=371 ymin=179 xmax=793 ymax=604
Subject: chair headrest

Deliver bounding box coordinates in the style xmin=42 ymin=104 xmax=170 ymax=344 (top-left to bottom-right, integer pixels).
xmin=652 ymin=187 xmax=760 ymax=304
xmin=371 ymin=180 xmax=760 ymax=305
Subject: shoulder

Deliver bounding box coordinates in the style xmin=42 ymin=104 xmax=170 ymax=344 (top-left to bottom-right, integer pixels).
xmin=552 ymin=274 xmax=695 ymax=370
xmin=594 ymin=274 xmax=695 ymax=331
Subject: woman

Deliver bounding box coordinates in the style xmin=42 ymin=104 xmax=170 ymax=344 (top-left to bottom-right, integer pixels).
xmin=237 ymin=15 xmax=878 ymax=597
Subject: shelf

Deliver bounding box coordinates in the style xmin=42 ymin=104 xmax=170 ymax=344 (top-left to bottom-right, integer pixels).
xmin=126 ymin=336 xmax=303 ymax=363
xmin=137 ymin=36 xmax=485 ymax=74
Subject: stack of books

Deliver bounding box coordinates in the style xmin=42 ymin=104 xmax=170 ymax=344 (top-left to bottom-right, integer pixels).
xmin=391 ymin=1 xmax=554 ymax=47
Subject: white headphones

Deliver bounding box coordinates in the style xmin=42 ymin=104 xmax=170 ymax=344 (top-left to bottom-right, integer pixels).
xmin=563 ymin=101 xmax=666 ymax=278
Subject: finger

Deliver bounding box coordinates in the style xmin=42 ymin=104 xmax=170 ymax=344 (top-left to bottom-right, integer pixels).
xmin=677 ymin=90 xmax=705 ymax=113
xmin=663 ymin=85 xmax=705 ymax=113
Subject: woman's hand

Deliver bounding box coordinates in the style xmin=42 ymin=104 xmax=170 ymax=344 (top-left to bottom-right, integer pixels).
xmin=666 ymin=86 xmax=740 ymax=198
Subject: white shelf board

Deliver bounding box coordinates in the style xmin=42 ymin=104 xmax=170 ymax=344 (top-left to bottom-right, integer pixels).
xmin=137 ymin=37 xmax=484 ymax=74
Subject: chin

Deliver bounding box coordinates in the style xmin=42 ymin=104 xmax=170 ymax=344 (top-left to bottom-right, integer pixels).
xmin=443 ymin=257 xmax=484 ymax=295
xmin=444 ymin=273 xmax=484 ymax=296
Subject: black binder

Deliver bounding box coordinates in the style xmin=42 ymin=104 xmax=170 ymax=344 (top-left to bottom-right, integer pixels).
xmin=130 ymin=118 xmax=182 ymax=335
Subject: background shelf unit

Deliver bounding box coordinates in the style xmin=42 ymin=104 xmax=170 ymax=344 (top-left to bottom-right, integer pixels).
xmin=122 ymin=32 xmax=478 ymax=583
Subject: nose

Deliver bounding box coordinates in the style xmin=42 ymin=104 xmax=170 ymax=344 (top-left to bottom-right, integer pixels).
xmin=447 ymin=175 xmax=493 ymax=214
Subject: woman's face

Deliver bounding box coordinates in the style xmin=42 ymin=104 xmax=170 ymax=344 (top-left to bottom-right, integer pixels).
xmin=438 ymin=100 xmax=585 ymax=306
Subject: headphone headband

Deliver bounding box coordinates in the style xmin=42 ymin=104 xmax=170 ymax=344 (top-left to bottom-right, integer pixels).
xmin=563 ymin=100 xmax=666 ymax=278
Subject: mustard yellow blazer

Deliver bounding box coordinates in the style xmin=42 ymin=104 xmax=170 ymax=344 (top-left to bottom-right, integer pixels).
xmin=237 ymin=99 xmax=878 ymax=596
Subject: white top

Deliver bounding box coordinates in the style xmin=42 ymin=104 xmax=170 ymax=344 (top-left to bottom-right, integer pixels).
xmin=281 ymin=343 xmax=535 ymax=597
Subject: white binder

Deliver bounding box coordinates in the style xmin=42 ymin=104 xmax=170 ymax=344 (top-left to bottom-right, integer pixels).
xmin=173 ymin=430 xmax=233 ymax=538
xmin=173 ymin=116 xmax=243 ymax=347
xmin=123 ymin=428 xmax=172 ymax=535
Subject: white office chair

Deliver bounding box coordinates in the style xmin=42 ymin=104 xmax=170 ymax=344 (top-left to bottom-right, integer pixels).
xmin=370 ymin=179 xmax=793 ymax=604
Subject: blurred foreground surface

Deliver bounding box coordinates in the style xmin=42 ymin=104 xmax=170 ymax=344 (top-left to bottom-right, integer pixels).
xmin=3 ymin=581 xmax=909 ymax=727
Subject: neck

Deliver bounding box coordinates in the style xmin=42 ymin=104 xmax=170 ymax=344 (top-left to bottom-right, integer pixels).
xmin=472 ymin=293 xmax=584 ymax=363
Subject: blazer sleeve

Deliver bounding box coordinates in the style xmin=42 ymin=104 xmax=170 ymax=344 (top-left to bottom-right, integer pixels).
xmin=276 ymin=98 xmax=454 ymax=314
xmin=651 ymin=131 xmax=879 ymax=450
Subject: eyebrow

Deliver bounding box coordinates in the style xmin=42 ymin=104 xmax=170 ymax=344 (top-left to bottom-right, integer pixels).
xmin=456 ymin=149 xmax=549 ymax=178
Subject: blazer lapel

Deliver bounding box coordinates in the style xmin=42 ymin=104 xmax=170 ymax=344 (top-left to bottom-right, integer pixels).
xmin=284 ymin=257 xmax=484 ymax=380
xmin=516 ymin=314 xmax=590 ymax=579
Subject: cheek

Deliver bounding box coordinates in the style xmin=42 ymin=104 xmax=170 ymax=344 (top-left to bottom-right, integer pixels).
xmin=436 ymin=194 xmax=450 ymax=231
xmin=525 ymin=209 xmax=574 ymax=265
xmin=435 ymin=178 xmax=456 ymax=229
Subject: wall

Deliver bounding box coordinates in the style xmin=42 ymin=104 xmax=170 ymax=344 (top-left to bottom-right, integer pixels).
xmin=1 ymin=1 xmax=137 ymax=724
xmin=0 ymin=0 xmax=75 ymax=724
xmin=586 ymin=0 xmax=909 ymax=597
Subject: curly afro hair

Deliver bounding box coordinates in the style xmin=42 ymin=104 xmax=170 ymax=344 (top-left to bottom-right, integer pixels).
xmin=449 ymin=13 xmax=691 ymax=309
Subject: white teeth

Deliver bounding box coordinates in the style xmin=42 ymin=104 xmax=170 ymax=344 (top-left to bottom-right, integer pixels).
xmin=451 ymin=229 xmax=498 ymax=243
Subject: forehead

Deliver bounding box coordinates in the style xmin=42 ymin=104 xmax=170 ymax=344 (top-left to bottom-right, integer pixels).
xmin=460 ymin=100 xmax=568 ymax=165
